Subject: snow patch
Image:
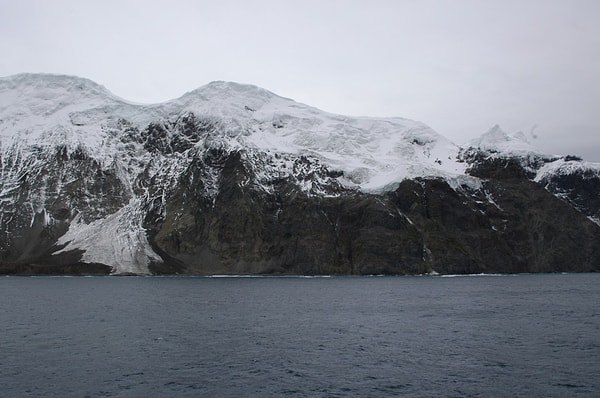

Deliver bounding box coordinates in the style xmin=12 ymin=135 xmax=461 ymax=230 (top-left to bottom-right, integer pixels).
xmin=534 ymin=158 xmax=600 ymax=183
xmin=55 ymin=199 xmax=161 ymax=274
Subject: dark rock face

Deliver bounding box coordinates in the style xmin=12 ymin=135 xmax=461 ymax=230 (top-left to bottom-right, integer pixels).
xmin=146 ymin=150 xmax=425 ymax=275
xmin=141 ymin=148 xmax=600 ymax=275
xmin=537 ymin=167 xmax=600 ymax=224
xmin=141 ymin=113 xmax=217 ymax=154
xmin=392 ymin=176 xmax=600 ymax=274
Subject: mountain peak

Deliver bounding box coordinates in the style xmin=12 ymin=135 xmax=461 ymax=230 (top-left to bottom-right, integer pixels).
xmin=0 ymin=73 xmax=125 ymax=122
xmin=180 ymin=80 xmax=280 ymax=102
xmin=172 ymin=80 xmax=286 ymax=118
xmin=468 ymin=124 xmax=540 ymax=156
xmin=0 ymin=73 xmax=113 ymax=98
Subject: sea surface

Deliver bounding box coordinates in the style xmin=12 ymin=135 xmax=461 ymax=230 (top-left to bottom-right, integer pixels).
xmin=1 ymin=273 xmax=599 ymax=397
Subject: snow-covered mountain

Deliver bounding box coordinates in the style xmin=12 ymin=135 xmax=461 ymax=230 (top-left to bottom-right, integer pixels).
xmin=1 ymin=73 xmax=599 ymax=275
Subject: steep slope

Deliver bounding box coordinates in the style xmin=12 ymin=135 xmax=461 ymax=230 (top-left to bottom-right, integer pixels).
xmin=462 ymin=125 xmax=600 ymax=226
xmin=535 ymin=159 xmax=600 ymax=226
xmin=0 ymin=74 xmax=598 ymax=275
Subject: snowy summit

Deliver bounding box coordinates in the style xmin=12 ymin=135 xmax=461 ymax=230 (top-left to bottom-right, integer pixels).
xmin=1 ymin=74 xmax=472 ymax=192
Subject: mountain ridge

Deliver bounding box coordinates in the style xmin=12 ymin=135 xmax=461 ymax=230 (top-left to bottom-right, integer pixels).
xmin=1 ymin=73 xmax=599 ymax=275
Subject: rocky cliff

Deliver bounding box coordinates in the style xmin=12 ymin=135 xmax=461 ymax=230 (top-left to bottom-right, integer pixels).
xmin=1 ymin=74 xmax=599 ymax=275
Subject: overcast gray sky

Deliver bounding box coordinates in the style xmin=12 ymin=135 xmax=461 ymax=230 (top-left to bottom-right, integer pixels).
xmin=2 ymin=0 xmax=599 ymax=161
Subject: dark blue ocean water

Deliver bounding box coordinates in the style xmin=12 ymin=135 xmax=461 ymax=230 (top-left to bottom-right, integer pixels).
xmin=1 ymin=274 xmax=599 ymax=397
